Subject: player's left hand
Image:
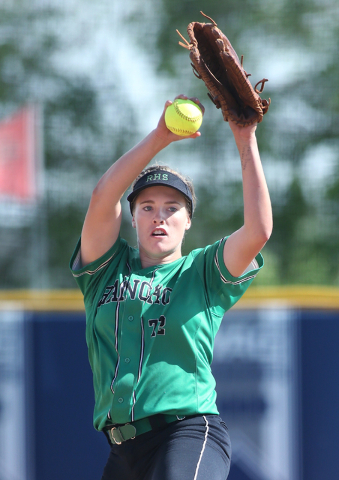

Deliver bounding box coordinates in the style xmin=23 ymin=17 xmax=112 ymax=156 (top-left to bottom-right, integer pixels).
xmin=228 ymin=119 xmax=257 ymax=141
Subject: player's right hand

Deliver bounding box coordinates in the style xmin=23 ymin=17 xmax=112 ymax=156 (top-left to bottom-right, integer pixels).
xmin=155 ymin=96 xmax=204 ymax=143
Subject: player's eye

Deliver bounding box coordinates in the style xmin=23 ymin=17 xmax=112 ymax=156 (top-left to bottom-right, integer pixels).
xmin=143 ymin=206 xmax=153 ymax=211
xmin=168 ymin=206 xmax=178 ymax=212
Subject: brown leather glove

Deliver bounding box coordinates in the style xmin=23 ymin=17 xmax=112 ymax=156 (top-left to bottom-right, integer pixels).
xmin=177 ymin=12 xmax=271 ymax=126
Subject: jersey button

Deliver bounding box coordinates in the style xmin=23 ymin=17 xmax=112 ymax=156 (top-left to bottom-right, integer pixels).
xmin=128 ymin=315 xmax=134 ymax=321
xmin=118 ymin=398 xmax=124 ymax=403
xmin=125 ymin=358 xmax=130 ymax=363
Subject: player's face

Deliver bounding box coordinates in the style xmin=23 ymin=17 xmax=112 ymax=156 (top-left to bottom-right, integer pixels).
xmin=132 ymin=186 xmax=191 ymax=267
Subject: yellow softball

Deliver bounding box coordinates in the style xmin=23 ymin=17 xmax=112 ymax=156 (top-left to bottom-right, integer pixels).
xmin=165 ymin=99 xmax=203 ymax=136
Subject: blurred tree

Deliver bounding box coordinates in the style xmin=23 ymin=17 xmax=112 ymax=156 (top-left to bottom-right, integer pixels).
xmin=0 ymin=3 xmax=137 ymax=288
xmin=1 ymin=0 xmax=339 ymax=287
xmin=126 ymin=0 xmax=339 ymax=285
xmin=271 ymin=176 xmax=310 ymax=282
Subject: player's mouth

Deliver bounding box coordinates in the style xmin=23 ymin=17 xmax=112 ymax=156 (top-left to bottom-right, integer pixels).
xmin=151 ymin=228 xmax=167 ymax=237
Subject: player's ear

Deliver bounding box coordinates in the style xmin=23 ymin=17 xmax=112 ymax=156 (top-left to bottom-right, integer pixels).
xmin=132 ymin=216 xmax=136 ymax=228
xmin=185 ymin=216 xmax=191 ymax=230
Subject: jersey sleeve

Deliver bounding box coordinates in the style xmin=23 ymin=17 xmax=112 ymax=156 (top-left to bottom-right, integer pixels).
xmin=69 ymin=236 xmax=127 ymax=304
xmin=192 ymin=236 xmax=264 ymax=315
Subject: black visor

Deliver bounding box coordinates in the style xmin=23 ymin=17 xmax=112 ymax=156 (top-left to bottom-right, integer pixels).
xmin=127 ymin=170 xmax=193 ymax=218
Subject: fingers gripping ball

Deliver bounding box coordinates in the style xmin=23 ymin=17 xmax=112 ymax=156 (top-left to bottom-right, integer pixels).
xmin=165 ymin=99 xmax=203 ymax=136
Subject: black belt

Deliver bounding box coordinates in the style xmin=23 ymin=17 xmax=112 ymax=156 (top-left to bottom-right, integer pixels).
xmin=104 ymin=413 xmax=187 ymax=445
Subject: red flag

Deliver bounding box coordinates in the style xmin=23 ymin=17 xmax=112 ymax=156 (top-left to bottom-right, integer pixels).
xmin=0 ymin=106 xmax=39 ymax=202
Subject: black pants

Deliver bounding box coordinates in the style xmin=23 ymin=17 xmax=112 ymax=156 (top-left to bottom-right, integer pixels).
xmin=101 ymin=414 xmax=231 ymax=480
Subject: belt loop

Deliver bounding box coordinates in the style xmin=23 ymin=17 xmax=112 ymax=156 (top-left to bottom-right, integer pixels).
xmin=148 ymin=414 xmax=169 ymax=430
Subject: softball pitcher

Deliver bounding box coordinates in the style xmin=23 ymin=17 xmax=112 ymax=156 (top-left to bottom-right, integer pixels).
xmin=70 ymin=95 xmax=272 ymax=480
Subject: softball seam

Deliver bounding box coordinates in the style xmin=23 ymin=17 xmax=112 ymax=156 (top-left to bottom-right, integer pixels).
xmin=173 ymin=99 xmax=202 ymax=122
xmin=167 ymin=125 xmax=197 ymax=135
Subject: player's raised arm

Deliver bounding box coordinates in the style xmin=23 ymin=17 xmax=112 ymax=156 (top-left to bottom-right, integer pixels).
xmin=80 ymin=97 xmax=203 ymax=267
xmin=223 ymin=121 xmax=273 ymax=277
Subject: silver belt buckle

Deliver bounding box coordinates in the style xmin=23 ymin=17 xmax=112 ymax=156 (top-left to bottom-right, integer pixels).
xmin=110 ymin=423 xmax=137 ymax=445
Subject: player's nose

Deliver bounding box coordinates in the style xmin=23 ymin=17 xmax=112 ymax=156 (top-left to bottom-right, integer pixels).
xmin=152 ymin=217 xmax=165 ymax=224
xmin=151 ymin=205 xmax=167 ymax=224
xmin=152 ymin=209 xmax=165 ymax=224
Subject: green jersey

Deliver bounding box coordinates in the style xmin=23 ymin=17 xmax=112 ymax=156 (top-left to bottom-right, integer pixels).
xmin=70 ymin=235 xmax=263 ymax=432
